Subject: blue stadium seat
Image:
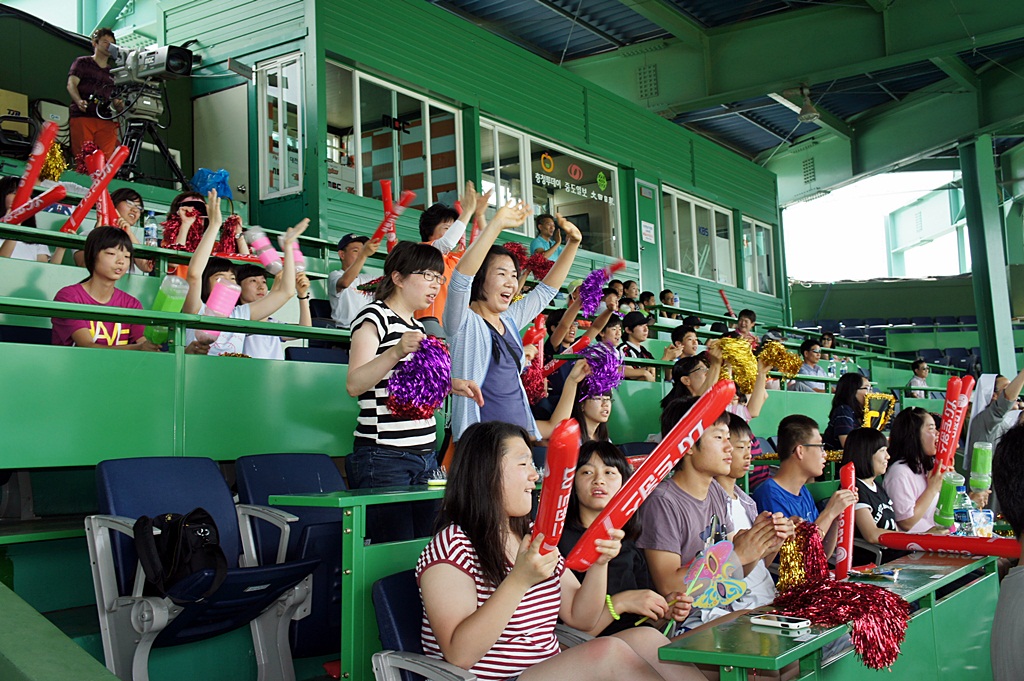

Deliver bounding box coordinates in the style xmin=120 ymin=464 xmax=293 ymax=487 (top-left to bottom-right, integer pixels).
xmin=793 ymin=320 xmax=819 ymax=333
xmin=911 ymin=316 xmax=935 ymax=327
xmin=818 ymin=320 xmax=841 ymax=334
xmin=888 ymin=317 xmax=910 ymax=326
xmin=309 ymin=298 xmax=332 ymax=320
xmin=0 ymin=324 xmax=51 ymax=344
xmin=235 ymin=454 xmax=347 ymax=658
xmin=934 ymin=316 xmax=958 ymax=327
xmin=371 ymin=570 xmax=475 ymax=681
xmin=918 ymin=349 xmax=943 ymax=364
xmin=863 ymin=318 xmax=886 ymax=329
xmin=87 ymin=457 xmax=318 ymax=681
xmin=839 ymin=318 xmax=864 ymax=329
xmin=285 ymin=346 xmax=349 ymax=363
xmin=944 ymin=348 xmax=969 ymax=360
xmin=840 ymin=327 xmax=865 ymax=339
xmin=618 ymin=441 xmax=657 ymax=458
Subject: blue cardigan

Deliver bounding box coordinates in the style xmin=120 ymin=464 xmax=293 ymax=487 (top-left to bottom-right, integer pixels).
xmin=443 ymin=269 xmax=557 ymax=441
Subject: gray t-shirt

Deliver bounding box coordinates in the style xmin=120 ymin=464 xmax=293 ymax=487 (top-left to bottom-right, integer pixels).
xmin=967 ymin=394 xmax=1011 ymax=469
xmin=992 ymin=563 xmax=1024 ymax=681
xmin=636 ymin=477 xmax=734 ymax=566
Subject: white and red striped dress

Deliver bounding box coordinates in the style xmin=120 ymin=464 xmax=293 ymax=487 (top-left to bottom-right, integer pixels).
xmin=416 ymin=524 xmax=564 ymax=680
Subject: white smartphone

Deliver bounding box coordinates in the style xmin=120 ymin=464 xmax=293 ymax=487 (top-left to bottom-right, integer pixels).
xmin=749 ymin=614 xmax=811 ymax=630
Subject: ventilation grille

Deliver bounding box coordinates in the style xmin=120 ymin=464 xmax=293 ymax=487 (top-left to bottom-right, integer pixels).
xmin=802 ymin=157 xmax=816 ymax=185
xmin=637 ymin=64 xmax=659 ymax=100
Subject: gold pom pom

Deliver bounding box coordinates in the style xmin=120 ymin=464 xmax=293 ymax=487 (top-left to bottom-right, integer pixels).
xmin=777 ymin=535 xmax=806 ymax=592
xmin=758 ymin=341 xmax=802 ymax=379
xmin=825 ymin=449 xmax=844 ymax=463
xmin=717 ymin=337 xmax=758 ymax=393
xmin=863 ymin=393 xmax=896 ymax=430
xmin=512 ymin=292 xmax=525 ymax=304
xmin=40 ymin=143 xmax=68 ymax=182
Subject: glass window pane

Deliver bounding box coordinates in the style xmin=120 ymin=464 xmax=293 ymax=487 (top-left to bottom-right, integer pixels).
xmin=281 ymin=59 xmax=302 ymax=193
xmin=429 ymin=106 xmax=459 ymax=206
xmin=358 ymin=79 xmax=396 ymax=202
xmin=694 ymin=204 xmax=713 ymax=280
xmin=756 ymin=224 xmax=775 ymax=294
xmin=325 ymin=63 xmax=356 ymax=193
xmin=265 ymin=67 xmax=282 ymax=194
xmin=663 ymin=193 xmax=679 ymax=271
xmin=396 ymin=93 xmax=425 ymax=210
xmin=678 ymin=197 xmax=696 ymax=276
xmin=714 ymin=210 xmax=734 ymax=285
xmin=530 ymin=143 xmax=617 ymax=256
xmin=742 ymin=220 xmax=756 ymax=291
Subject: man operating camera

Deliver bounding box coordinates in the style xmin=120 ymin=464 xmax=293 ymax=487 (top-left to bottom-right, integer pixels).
xmin=67 ymin=27 xmax=122 ymax=157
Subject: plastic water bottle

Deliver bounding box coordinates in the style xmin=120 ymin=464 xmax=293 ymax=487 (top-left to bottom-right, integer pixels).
xmin=839 ymin=359 xmax=848 ymax=376
xmin=196 ymin=279 xmax=241 ymax=343
xmin=827 ymin=357 xmax=837 ymax=378
xmin=243 ymin=226 xmax=283 ymax=275
xmin=952 ymin=486 xmax=975 ymax=536
xmin=143 ymin=211 xmax=158 ymax=247
xmin=673 ymin=294 xmax=680 ymax=307
xmin=933 ymin=471 xmax=965 ymax=527
xmin=970 ymin=442 xmax=993 ymax=492
xmin=144 ymin=275 xmax=189 ymax=345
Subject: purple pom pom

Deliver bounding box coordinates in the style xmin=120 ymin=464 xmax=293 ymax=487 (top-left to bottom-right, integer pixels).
xmin=387 ymin=336 xmax=452 ymax=419
xmin=578 ymin=342 xmax=623 ymax=400
xmin=579 ymin=268 xmax=608 ymax=317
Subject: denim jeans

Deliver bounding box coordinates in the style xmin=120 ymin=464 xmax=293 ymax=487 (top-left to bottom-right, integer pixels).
xmin=346 ymin=445 xmax=440 ymax=543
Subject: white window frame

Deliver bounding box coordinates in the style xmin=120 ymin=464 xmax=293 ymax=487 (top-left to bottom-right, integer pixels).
xmin=662 ymin=186 xmax=735 ymax=285
xmin=345 ymin=68 xmax=464 ymax=204
xmin=480 ymin=118 xmax=620 ymax=255
xmin=256 ymin=53 xmax=305 ymax=200
xmin=742 ymin=217 xmax=776 ymax=296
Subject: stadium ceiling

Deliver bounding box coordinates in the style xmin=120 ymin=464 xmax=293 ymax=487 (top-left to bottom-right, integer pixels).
xmin=424 ymin=0 xmax=1024 ymax=200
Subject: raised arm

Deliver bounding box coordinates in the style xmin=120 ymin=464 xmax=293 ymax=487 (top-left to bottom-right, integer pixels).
xmin=454 ymin=200 xmax=531 ymax=277
xmin=431 ymin=182 xmax=480 ymax=254
xmin=338 ymin=237 xmax=381 ymax=291
xmin=182 ymin=189 xmax=224 ymax=314
xmin=746 ymin=358 xmax=771 ymax=418
xmin=248 ymin=219 xmax=308 ymax=321
xmin=538 ymin=214 xmax=581 ymax=292
xmin=549 ymin=294 xmax=582 ymax=349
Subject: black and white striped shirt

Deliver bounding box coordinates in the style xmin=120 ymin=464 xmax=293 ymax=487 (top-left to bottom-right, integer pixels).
xmin=352 ymin=301 xmax=437 ymax=452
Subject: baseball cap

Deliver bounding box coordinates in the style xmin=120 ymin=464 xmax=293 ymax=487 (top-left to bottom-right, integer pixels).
xmin=337 ymin=234 xmax=368 ymax=251
xmin=622 ymin=311 xmax=651 ymax=330
xmin=682 ymin=315 xmax=703 ymax=328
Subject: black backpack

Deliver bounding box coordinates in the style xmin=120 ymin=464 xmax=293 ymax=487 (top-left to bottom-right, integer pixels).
xmin=133 ymin=508 xmax=228 ymax=602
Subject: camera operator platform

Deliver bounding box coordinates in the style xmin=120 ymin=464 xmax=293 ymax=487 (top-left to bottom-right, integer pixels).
xmin=106 ymin=44 xmax=194 ymax=189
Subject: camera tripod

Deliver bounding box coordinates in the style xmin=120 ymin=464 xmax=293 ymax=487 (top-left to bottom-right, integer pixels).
xmin=118 ymin=117 xmax=189 ymax=189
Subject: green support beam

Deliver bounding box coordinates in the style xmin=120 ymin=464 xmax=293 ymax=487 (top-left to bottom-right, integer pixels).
xmin=565 ymin=0 xmax=1024 ymax=115
xmin=765 ymin=92 xmax=852 ymax=140
xmin=959 ymin=135 xmax=1017 ymax=374
xmin=609 ymin=0 xmax=705 ymax=43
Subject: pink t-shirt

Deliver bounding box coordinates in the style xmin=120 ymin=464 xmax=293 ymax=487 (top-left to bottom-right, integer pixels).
xmin=883 ymin=460 xmax=936 ymax=533
xmin=417 ymin=524 xmax=563 ymax=681
xmin=52 ymin=284 xmax=144 ymax=347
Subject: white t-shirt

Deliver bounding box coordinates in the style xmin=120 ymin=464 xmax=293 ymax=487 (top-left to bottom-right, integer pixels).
xmin=327 ymin=267 xmax=378 ymax=328
xmin=242 ymin=317 xmax=284 ymax=361
xmin=186 ymin=302 xmax=251 ymax=356
xmin=8 ymin=241 xmax=49 ymax=261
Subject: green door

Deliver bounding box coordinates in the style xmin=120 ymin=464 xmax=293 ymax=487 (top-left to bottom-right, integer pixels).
xmin=635 ymin=178 xmax=662 ymax=295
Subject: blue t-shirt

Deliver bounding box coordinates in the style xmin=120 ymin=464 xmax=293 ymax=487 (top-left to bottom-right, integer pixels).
xmin=529 ymin=235 xmax=563 ymax=259
xmin=751 ymin=478 xmax=819 ymax=523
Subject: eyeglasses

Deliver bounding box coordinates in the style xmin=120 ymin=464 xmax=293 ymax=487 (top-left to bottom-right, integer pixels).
xmin=808 ymin=349 xmax=821 ymax=354
xmin=122 ymin=201 xmax=142 ymax=213
xmin=857 ymin=386 xmax=869 ymax=391
xmin=688 ymin=365 xmax=709 ymax=376
xmin=801 ymin=443 xmax=826 ymax=449
xmin=412 ymin=270 xmax=447 ymax=285
xmin=587 ymin=396 xmax=613 ymax=404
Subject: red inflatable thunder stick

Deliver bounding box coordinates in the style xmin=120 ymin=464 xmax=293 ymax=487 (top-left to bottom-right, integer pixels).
xmin=534 ymin=419 xmax=581 ymax=555
xmin=932 ymin=375 xmax=975 ymax=474
xmin=876 ymin=532 xmax=1020 ymax=559
xmin=373 ymin=180 xmax=416 ymax=252
xmin=542 ymin=335 xmax=592 ymax=378
xmin=12 ymin=121 xmax=60 ymax=211
xmin=565 ymin=380 xmax=736 ymax=571
xmin=83 ymin=151 xmax=119 ymax=227
xmin=600 ymin=259 xmax=627 ymax=280
xmin=834 ymin=462 xmax=857 ymax=580
xmin=719 ymin=289 xmax=736 ymax=317
xmin=60 ymin=146 xmax=130 ymax=234
xmin=1 ymin=185 xmax=67 ymax=226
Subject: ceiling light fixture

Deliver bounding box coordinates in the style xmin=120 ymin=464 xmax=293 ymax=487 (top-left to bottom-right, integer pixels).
xmin=797 ymin=87 xmax=820 ymax=123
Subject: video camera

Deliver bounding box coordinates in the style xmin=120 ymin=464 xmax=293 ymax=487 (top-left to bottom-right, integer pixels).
xmin=107 ymin=44 xmax=195 ymax=122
